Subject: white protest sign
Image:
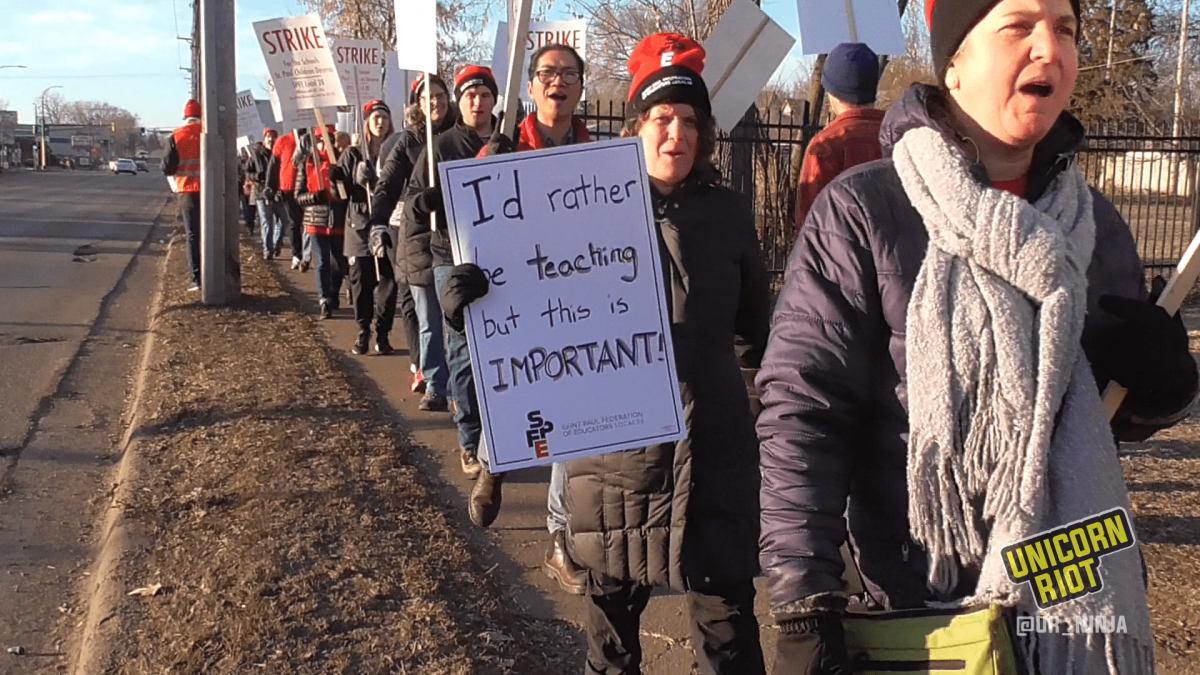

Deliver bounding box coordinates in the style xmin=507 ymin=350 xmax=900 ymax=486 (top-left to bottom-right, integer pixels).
xmin=795 ymin=0 xmax=905 ymax=55
xmin=332 ymin=38 xmax=384 ymax=114
xmin=438 ymin=139 xmax=686 ymax=473
xmin=490 ymin=19 xmax=587 ymax=103
xmin=394 ymin=0 xmax=438 ymax=72
xmin=235 ymin=89 xmax=265 ymax=140
xmin=703 ymin=0 xmax=795 ymax=133
xmin=254 ymin=15 xmax=347 ymax=122
xmin=384 ymin=52 xmax=418 ymax=115
xmin=266 ymin=78 xmax=337 ymax=133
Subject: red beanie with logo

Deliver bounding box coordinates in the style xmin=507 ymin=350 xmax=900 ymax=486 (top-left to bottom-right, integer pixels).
xmin=363 ymin=99 xmax=391 ymax=118
xmin=454 ymin=65 xmax=498 ymax=101
xmin=626 ymin=33 xmax=710 ymax=117
xmin=183 ymin=99 xmax=201 ymax=119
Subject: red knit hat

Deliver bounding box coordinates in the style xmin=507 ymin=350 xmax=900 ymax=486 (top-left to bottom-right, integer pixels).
xmin=626 ymin=33 xmax=710 ymax=116
xmin=409 ymin=73 xmax=449 ymax=105
xmin=363 ymin=99 xmax=390 ymax=118
xmin=263 ymin=128 xmax=278 ymax=139
xmin=454 ymin=65 xmax=498 ymax=101
xmin=183 ymin=99 xmax=201 ymax=119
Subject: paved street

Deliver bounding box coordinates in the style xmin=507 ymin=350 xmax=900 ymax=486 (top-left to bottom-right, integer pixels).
xmin=0 ymin=168 xmax=170 ymax=671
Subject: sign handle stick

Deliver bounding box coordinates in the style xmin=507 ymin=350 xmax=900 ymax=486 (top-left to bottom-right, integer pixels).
xmin=500 ymin=0 xmax=533 ymax=138
xmin=1102 ymin=227 xmax=1200 ymax=420
xmin=312 ymin=108 xmax=348 ymax=201
xmin=425 ymin=71 xmax=438 ymax=233
xmin=843 ymin=0 xmax=859 ymax=42
xmin=708 ymin=15 xmax=770 ymax=100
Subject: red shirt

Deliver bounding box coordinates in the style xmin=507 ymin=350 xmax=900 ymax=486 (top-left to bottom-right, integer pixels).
xmin=992 ymin=176 xmax=1028 ymax=198
xmin=795 ymin=107 xmax=887 ymax=230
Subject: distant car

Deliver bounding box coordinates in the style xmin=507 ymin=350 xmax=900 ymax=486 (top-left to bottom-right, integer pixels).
xmin=135 ymin=149 xmax=149 ymax=159
xmin=135 ymin=159 xmax=148 ymax=172
xmin=112 ymin=158 xmax=137 ymax=175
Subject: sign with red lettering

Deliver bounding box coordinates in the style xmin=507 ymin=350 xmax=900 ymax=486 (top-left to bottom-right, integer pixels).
xmin=254 ymin=15 xmax=347 ymax=120
xmin=394 ymin=0 xmax=437 ymax=73
xmin=236 ymin=89 xmax=266 ymax=142
xmin=490 ymin=19 xmax=587 ymax=103
xmin=266 ymin=78 xmax=338 ymax=133
xmin=332 ymin=38 xmax=384 ymax=114
xmin=437 ymin=139 xmax=685 ymax=473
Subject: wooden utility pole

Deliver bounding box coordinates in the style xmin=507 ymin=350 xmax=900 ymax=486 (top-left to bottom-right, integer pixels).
xmin=200 ymin=0 xmax=240 ymax=304
xmin=1172 ymin=0 xmax=1190 ymax=137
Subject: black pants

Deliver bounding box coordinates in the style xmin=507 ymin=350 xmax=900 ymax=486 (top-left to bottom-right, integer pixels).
xmin=284 ymin=193 xmax=303 ymax=258
xmin=177 ymin=191 xmax=201 ymax=285
xmin=348 ymin=254 xmax=397 ymax=337
xmin=240 ymin=192 xmax=256 ymax=234
xmin=396 ymin=279 xmax=421 ymax=370
xmin=584 ymin=576 xmax=765 ymax=675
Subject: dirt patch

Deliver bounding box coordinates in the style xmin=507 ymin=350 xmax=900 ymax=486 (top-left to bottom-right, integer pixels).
xmin=93 ymin=237 xmax=580 ymax=674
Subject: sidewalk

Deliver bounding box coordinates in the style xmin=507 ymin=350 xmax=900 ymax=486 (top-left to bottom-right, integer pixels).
xmin=273 ymin=248 xmax=782 ymax=673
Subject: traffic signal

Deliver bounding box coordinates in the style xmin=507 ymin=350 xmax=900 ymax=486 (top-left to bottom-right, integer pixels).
xmin=140 ymin=127 xmax=146 ymax=137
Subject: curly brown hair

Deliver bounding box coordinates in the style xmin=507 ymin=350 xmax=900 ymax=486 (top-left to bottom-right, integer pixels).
xmin=620 ymin=103 xmax=716 ymax=175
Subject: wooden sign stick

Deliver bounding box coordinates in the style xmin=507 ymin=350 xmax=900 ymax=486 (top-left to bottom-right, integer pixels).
xmin=1103 ymin=228 xmax=1200 ymax=420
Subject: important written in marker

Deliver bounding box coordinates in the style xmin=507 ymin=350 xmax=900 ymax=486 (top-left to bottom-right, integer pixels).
xmin=437 ymin=139 xmax=685 ymax=473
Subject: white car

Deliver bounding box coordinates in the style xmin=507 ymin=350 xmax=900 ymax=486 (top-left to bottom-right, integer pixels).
xmin=112 ymin=158 xmax=137 ymax=175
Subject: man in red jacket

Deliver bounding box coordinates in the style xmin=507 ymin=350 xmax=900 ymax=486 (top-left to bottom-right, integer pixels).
xmin=162 ymin=99 xmax=202 ymax=290
xmin=793 ymin=42 xmax=885 ymax=230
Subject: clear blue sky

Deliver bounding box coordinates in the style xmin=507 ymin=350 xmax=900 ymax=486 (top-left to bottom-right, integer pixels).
xmin=0 ymin=0 xmax=813 ymax=131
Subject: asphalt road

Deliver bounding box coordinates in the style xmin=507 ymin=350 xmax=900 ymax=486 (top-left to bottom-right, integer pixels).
xmin=0 ymin=167 xmax=171 ymax=671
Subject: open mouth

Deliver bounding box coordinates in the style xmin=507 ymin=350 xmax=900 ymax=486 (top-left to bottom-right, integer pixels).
xmin=547 ymin=92 xmax=568 ymax=102
xmin=1020 ymin=82 xmax=1054 ymax=98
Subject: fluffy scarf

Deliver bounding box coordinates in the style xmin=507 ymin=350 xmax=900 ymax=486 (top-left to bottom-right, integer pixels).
xmin=896 ymin=126 xmax=1155 ymax=673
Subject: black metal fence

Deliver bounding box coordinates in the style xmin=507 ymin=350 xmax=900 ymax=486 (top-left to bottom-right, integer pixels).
xmin=575 ymin=101 xmax=1200 ymax=279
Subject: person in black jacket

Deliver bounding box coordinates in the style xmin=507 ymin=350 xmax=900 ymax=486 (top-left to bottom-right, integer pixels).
xmin=249 ymin=129 xmax=282 ymax=260
xmin=758 ymin=1 xmax=1191 ymax=672
xmin=338 ymin=100 xmax=398 ymax=355
xmin=402 ymin=65 xmax=499 ymax=496
xmin=370 ymin=75 xmax=457 ymax=408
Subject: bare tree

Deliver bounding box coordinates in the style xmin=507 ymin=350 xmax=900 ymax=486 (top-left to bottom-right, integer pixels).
xmin=39 ymin=91 xmax=69 ymax=124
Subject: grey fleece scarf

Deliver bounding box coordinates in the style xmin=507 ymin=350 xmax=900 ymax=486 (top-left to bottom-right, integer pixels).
xmin=895 ymin=126 xmax=1154 ymax=673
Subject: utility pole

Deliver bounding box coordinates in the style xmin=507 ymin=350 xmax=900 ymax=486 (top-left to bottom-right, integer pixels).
xmin=199 ymin=0 xmax=240 ymax=304
xmin=192 ymin=0 xmax=202 ymax=101
xmin=1173 ymin=0 xmax=1190 ymax=137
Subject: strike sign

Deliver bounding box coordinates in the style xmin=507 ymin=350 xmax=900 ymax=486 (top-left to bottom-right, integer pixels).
xmin=254 ymin=15 xmax=347 ymax=120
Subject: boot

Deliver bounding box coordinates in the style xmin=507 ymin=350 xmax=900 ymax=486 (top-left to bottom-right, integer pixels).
xmin=351 ymin=331 xmax=370 ymax=355
xmin=458 ymin=446 xmax=481 ymax=478
xmin=374 ymin=333 xmax=394 ymax=355
xmin=469 ymin=468 xmax=504 ymax=528
xmin=543 ymin=530 xmax=587 ymax=595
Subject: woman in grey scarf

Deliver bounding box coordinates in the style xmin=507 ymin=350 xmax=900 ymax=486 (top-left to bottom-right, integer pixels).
xmin=757 ymin=0 xmax=1198 ymax=672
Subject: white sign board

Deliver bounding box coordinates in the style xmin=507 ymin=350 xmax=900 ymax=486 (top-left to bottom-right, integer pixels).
xmin=267 ymin=78 xmax=337 ymax=133
xmin=796 ymin=0 xmax=905 ymax=55
xmin=394 ymin=0 xmax=438 ymax=72
xmin=253 ymin=15 xmax=347 ymax=121
xmin=333 ymin=38 xmax=384 ymax=114
xmin=438 ymin=139 xmax=686 ymax=473
xmin=704 ymin=0 xmax=795 ymax=133
xmin=384 ymin=52 xmax=414 ymax=115
xmin=235 ymin=89 xmax=265 ymax=140
xmin=490 ymin=19 xmax=587 ymax=103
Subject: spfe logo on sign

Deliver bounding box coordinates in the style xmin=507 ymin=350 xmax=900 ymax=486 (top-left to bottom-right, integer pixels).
xmin=1002 ymin=508 xmax=1136 ymax=608
xmin=525 ymin=411 xmax=554 ymax=458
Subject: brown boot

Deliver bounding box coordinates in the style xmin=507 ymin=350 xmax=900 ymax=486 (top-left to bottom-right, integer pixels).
xmin=543 ymin=530 xmax=586 ymax=595
xmin=469 ymin=468 xmax=504 ymax=528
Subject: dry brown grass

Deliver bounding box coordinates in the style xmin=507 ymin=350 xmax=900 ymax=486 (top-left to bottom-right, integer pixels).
xmin=101 ymin=237 xmax=580 ymax=674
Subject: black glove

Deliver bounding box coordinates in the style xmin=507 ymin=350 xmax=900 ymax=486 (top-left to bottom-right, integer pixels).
xmin=775 ymin=614 xmax=852 ymax=675
xmin=329 ymin=164 xmax=347 ymax=183
xmin=481 ymin=131 xmax=517 ymax=157
xmin=262 ymin=187 xmax=277 ymax=203
xmin=412 ymin=186 xmax=444 ymax=219
xmin=368 ymin=226 xmax=392 ymax=258
xmin=1094 ymin=279 xmax=1197 ymax=415
xmin=440 ymin=263 xmax=490 ymax=332
xmin=354 ymin=161 xmax=376 ymax=186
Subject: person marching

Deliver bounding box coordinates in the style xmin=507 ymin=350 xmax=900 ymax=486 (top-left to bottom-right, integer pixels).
xmin=296 ymin=125 xmax=347 ymax=320
xmin=757 ymin=0 xmax=1197 ymax=672
xmin=793 ymin=42 xmax=886 ymax=230
xmin=340 ymin=100 xmax=400 ymax=356
xmin=161 ymin=99 xmax=202 ymax=291
xmin=402 ymin=66 xmax=500 ymax=497
xmin=266 ymin=128 xmax=302 ymax=270
xmin=449 ymin=43 xmax=593 ymax=594
xmin=249 ymin=129 xmax=284 ymax=260
xmin=369 ymin=75 xmax=459 ymax=410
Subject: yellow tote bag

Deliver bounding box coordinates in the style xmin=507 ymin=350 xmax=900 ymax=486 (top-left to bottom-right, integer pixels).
xmin=841 ymin=605 xmax=1017 ymax=675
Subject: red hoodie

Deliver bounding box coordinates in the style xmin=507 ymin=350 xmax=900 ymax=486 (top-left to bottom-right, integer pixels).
xmin=272 ymin=132 xmax=298 ymax=192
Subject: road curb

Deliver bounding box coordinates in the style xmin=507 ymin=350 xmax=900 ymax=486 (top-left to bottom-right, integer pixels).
xmin=71 ymin=202 xmax=173 ymax=675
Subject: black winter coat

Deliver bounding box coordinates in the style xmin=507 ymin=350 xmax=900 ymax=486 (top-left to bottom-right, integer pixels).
xmin=756 ymin=84 xmax=1186 ymax=616
xmin=400 ymin=118 xmax=491 ymax=286
xmin=564 ymin=171 xmax=772 ymax=591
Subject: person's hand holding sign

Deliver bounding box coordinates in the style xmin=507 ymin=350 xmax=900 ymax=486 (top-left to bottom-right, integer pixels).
xmin=411 ymin=186 xmax=444 ymax=221
xmin=440 ymin=263 xmax=489 ymax=332
xmin=480 ymin=130 xmax=517 ymax=157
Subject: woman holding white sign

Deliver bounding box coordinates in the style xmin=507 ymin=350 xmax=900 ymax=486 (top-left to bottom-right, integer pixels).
xmin=758 ymin=0 xmax=1196 ymax=673
xmin=563 ymin=34 xmax=770 ymax=675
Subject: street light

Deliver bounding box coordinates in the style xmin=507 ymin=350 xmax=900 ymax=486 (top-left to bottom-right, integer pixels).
xmin=39 ymin=85 xmax=62 ymax=170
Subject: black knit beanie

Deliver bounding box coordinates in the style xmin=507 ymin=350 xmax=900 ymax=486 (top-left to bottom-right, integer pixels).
xmin=927 ymin=0 xmax=1081 ymax=82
